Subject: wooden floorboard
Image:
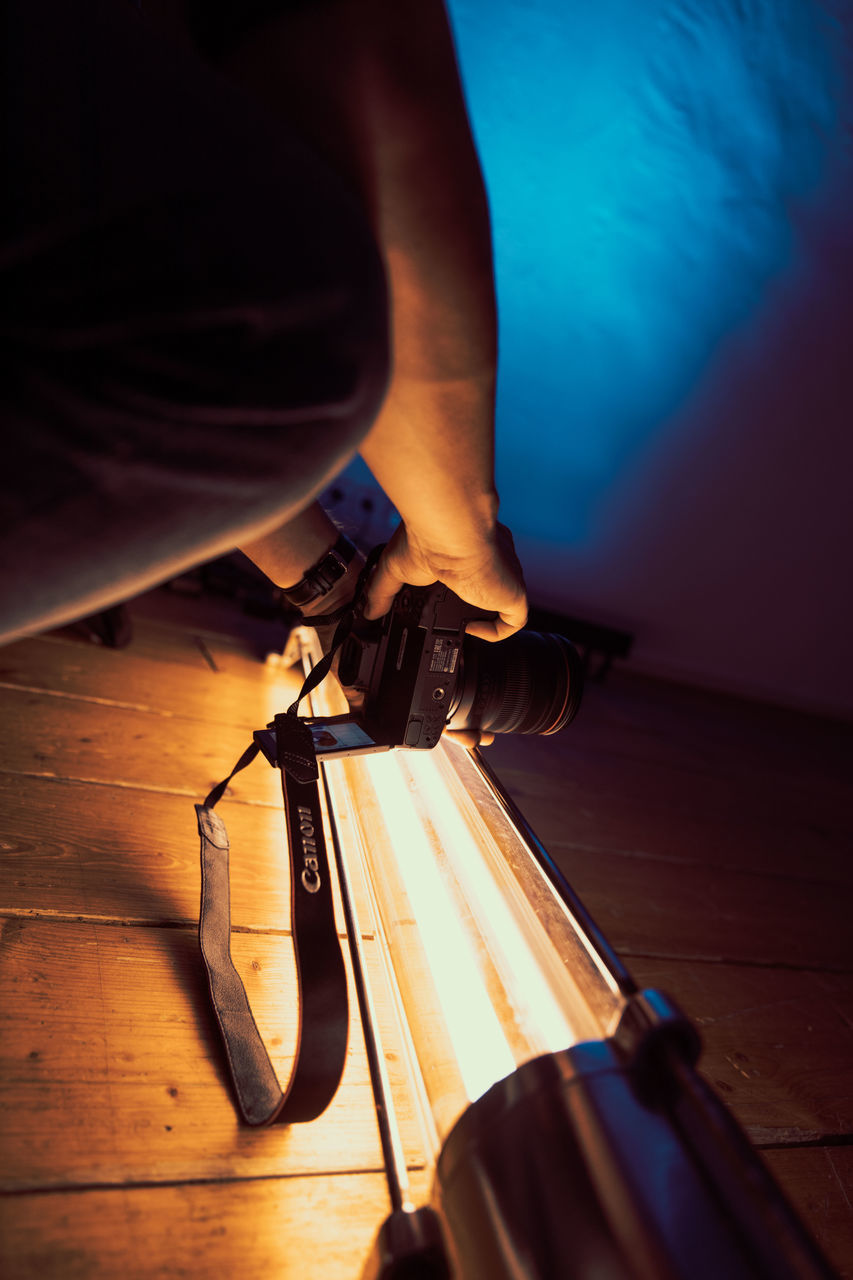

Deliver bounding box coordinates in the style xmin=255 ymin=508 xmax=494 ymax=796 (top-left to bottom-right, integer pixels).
xmin=490 ymin=750 xmax=853 ymax=885
xmin=763 ymin=1149 xmax=853 ymax=1280
xmin=2 ymin=587 xmax=852 ymax=1275
xmin=489 ymin=676 xmax=853 ymax=882
xmin=0 ymin=1168 xmax=433 ymax=1280
xmin=550 ymin=845 xmax=850 ymax=970
xmin=0 ymin=687 xmax=283 ymax=806
xmin=0 ymin=625 xmax=297 ymax=730
xmin=0 ymin=917 xmax=425 ymax=1191
xmin=491 ymin=743 xmax=853 ymax=971
xmin=629 ymin=957 xmax=853 ymax=1143
xmin=0 ymin=775 xmax=289 ymax=927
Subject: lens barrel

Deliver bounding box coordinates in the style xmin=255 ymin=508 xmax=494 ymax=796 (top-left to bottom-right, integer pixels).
xmin=448 ymin=631 xmax=583 ymax=737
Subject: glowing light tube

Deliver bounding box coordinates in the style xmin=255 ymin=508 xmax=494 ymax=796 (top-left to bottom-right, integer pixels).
xmin=297 ymin=630 xmax=627 ymax=1148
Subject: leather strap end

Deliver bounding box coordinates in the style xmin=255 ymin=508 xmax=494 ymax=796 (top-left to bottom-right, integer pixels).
xmin=196 ymin=804 xmax=229 ymax=849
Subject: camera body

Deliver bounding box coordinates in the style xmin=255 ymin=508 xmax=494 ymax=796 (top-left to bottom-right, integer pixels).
xmin=338 ymin=582 xmax=489 ymax=750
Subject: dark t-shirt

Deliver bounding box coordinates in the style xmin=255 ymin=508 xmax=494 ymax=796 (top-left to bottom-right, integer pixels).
xmin=188 ymin=0 xmax=323 ymax=58
xmin=0 ymin=0 xmax=387 ymax=641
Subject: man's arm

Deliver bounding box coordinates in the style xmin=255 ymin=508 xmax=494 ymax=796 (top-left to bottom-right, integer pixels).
xmin=221 ymin=0 xmax=527 ymax=637
xmin=238 ymin=503 xmax=361 ymax=615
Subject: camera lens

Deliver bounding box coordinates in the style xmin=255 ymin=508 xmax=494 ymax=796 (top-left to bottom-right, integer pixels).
xmin=447 ymin=631 xmax=583 ymax=737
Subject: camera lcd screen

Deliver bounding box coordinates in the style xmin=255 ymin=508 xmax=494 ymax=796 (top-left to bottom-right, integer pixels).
xmin=310 ymin=720 xmax=384 ymax=758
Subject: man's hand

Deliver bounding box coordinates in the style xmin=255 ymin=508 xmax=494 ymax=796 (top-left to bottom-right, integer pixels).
xmin=363 ymin=520 xmax=528 ymax=642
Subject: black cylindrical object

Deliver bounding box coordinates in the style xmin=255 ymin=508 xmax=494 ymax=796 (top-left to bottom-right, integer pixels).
xmin=432 ymin=1043 xmax=835 ymax=1280
xmin=448 ymin=631 xmax=583 ymax=737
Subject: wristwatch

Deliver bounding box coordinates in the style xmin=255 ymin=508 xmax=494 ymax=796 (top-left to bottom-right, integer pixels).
xmin=281 ymin=533 xmax=358 ymax=609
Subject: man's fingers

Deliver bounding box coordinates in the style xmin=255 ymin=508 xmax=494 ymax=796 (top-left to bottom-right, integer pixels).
xmin=445 ymin=728 xmax=495 ymax=749
xmin=465 ymin=617 xmax=516 ymax=642
xmin=361 ymin=520 xmax=528 ymax=640
xmin=465 ymin=604 xmax=527 ymax=643
xmin=363 ymin=556 xmax=404 ymax=620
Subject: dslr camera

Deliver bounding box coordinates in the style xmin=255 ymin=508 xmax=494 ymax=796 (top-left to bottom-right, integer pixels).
xmin=310 ymin=581 xmax=583 ymax=757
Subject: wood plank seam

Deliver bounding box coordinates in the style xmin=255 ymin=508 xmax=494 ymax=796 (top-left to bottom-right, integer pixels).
xmin=0 ymin=682 xmax=180 ymax=717
xmin=0 ymin=769 xmax=281 ymax=807
xmin=0 ymin=910 xmax=374 ymax=943
xmin=618 ymin=947 xmax=853 ymax=975
xmin=0 ymin=909 xmax=285 ymax=933
xmin=551 ymin=839 xmax=853 ymax=889
xmin=750 ymin=1135 xmax=853 ymax=1150
xmin=0 ymin=1163 xmax=427 ymax=1198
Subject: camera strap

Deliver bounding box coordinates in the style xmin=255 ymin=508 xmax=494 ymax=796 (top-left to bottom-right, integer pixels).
xmin=194 ymin=547 xmax=384 ymax=1126
xmin=195 ymin=715 xmax=346 ymax=1125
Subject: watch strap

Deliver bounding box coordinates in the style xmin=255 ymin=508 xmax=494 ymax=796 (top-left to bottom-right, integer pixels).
xmin=281 ymin=534 xmax=357 ymax=609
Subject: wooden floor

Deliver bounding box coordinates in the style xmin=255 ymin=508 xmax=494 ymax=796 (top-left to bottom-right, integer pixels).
xmin=1 ymin=587 xmax=852 ymax=1277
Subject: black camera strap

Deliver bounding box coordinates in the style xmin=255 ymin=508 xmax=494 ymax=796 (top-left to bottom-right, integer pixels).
xmin=194 ymin=547 xmax=384 ymax=1126
xmin=195 ymin=718 xmax=346 ymax=1126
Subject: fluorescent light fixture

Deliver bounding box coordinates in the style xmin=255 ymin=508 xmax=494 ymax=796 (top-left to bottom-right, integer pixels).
xmin=295 ymin=629 xmax=626 ymax=1149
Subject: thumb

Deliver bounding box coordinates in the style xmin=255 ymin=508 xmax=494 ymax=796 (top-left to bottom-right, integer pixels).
xmin=466 ymin=613 xmax=523 ymax=643
xmin=363 ymin=552 xmax=406 ymax=620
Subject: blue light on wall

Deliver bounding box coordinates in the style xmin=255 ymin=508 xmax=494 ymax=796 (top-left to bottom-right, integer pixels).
xmin=446 ymin=0 xmax=843 ymax=543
